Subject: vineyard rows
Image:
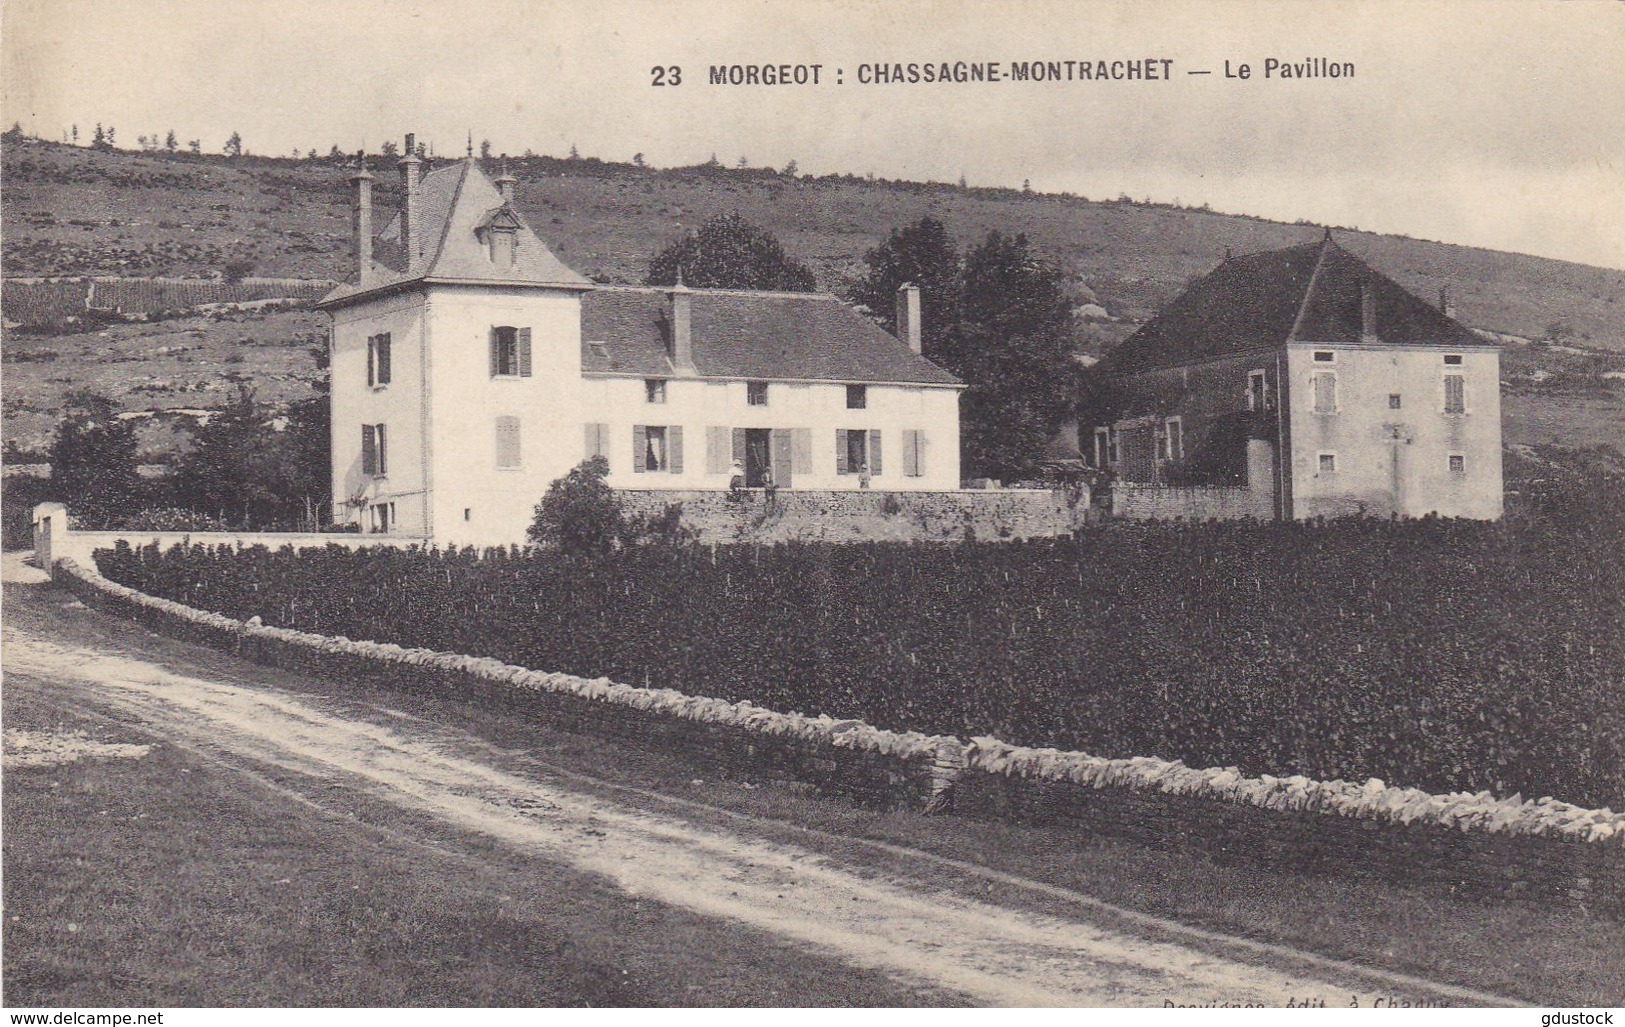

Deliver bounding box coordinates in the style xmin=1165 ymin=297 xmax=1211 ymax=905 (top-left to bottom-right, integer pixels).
xmin=96 ymin=516 xmax=1625 ymax=809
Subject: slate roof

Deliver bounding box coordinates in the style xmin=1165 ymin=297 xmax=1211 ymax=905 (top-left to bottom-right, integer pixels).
xmin=319 ymin=159 xmax=590 ymax=307
xmin=1105 ymin=233 xmax=1485 ymax=374
xmin=580 ymin=287 xmax=962 ymax=386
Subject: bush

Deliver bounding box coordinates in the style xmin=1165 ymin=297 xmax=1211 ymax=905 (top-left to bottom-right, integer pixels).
xmin=526 ymin=456 xmax=625 ymax=556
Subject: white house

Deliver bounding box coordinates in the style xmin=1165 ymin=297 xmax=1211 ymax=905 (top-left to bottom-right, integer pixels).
xmin=318 ymin=137 xmax=963 ymax=546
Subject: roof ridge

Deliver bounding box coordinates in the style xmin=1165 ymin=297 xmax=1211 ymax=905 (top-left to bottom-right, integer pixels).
xmin=1286 ymin=234 xmax=1337 ymax=342
xmin=590 ymin=283 xmax=840 ymax=301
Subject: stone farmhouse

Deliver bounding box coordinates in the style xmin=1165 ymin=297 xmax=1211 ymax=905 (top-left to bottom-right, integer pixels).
xmin=1093 ymin=232 xmax=1502 ymax=520
xmin=318 ymin=138 xmax=963 ymax=545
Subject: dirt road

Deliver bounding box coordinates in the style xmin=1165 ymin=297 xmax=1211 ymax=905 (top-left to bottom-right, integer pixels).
xmin=2 ymin=555 xmax=1507 ymax=1007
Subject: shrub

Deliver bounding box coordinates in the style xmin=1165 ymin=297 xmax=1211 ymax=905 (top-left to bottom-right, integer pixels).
xmin=526 ymin=456 xmax=625 ymax=556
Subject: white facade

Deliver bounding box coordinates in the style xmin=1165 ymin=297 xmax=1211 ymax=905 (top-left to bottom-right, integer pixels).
xmin=323 ymin=155 xmax=963 ymax=547
xmin=1285 ymin=343 xmax=1502 ymax=520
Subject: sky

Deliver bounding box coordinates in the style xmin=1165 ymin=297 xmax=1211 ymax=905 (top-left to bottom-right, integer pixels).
xmin=4 ymin=0 xmax=1623 ymax=269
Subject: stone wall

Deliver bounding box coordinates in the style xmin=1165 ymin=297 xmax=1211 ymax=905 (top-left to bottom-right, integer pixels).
xmin=46 ymin=550 xmax=1624 ymax=913
xmin=1111 ymin=483 xmax=1272 ymax=521
xmin=617 ymin=487 xmax=1090 ymax=543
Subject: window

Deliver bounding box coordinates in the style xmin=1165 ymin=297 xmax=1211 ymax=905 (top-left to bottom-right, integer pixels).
xmin=1312 ymin=371 xmax=1337 ymax=413
xmin=490 ymin=227 xmax=516 ymax=267
xmin=495 ymin=415 xmax=521 ymax=469
xmin=1247 ymin=369 xmax=1269 ymax=411
xmin=645 ymin=378 xmax=667 ymax=404
xmin=1093 ymin=427 xmax=1111 ymax=468
xmin=1318 ymin=452 xmax=1336 ymax=474
xmin=1444 ymin=354 xmax=1463 ymax=366
xmin=367 ymin=332 xmax=392 ymax=388
xmin=370 ymin=501 xmax=393 ymax=534
xmin=632 ymin=425 xmax=683 ymax=473
xmin=489 ymin=326 xmax=531 ymax=377
xmin=747 ymin=381 xmax=769 ymax=406
xmin=362 ymin=423 xmax=387 ymax=477
xmin=1449 ymin=454 xmax=1466 ymax=475
xmin=846 ymin=384 xmax=867 ymax=409
xmin=903 ymin=429 xmax=927 ymax=477
xmin=1389 ymin=393 xmax=1402 ymax=409
xmin=1313 ymin=350 xmax=1335 ymax=363
xmin=583 ymin=422 xmax=609 ymax=461
xmin=837 ymin=428 xmax=880 ymax=477
xmin=1163 ymin=417 xmax=1183 ymax=461
xmin=1444 ymin=374 xmax=1466 ymax=414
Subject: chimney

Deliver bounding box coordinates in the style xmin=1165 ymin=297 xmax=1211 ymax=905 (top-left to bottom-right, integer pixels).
xmin=1360 ymin=282 xmax=1378 ymax=342
xmin=1439 ymin=285 xmax=1456 ymax=319
xmin=348 ymin=150 xmax=374 ymax=285
xmin=895 ymin=282 xmax=922 ymax=354
xmin=669 ymin=275 xmax=694 ymax=372
xmin=495 ymin=154 xmax=516 ymax=204
xmin=399 ymin=133 xmax=423 ymax=272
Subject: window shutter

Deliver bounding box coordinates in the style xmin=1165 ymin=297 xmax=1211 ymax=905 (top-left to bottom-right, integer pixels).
xmin=632 ymin=425 xmax=646 ymax=473
xmin=496 ymin=415 xmax=521 ymax=468
xmin=378 ymin=333 xmax=391 ymax=384
xmin=868 ymin=430 xmax=882 ymax=475
xmin=1444 ymin=374 xmax=1465 ymax=413
xmin=1313 ymin=372 xmax=1336 ymax=412
xmin=585 ymin=423 xmax=609 ymax=460
xmin=836 ymin=429 xmax=849 ymax=474
xmin=903 ymin=430 xmax=920 ymax=477
xmin=518 ymin=327 xmax=532 ymax=377
xmin=376 ymin=423 xmax=387 ymax=475
xmin=489 ymin=327 xmax=499 ymax=377
xmin=916 ymin=430 xmax=928 ymax=476
xmin=706 ymin=426 xmax=728 ymax=474
xmin=772 ymin=428 xmax=793 ymax=486
xmin=361 ymin=424 xmax=376 ymax=476
xmin=792 ymin=428 xmax=812 ymax=477
xmin=366 ymin=335 xmax=376 ymax=387
xmin=668 ymin=426 xmax=684 ymax=474
xmin=732 ymin=428 xmax=747 ymax=466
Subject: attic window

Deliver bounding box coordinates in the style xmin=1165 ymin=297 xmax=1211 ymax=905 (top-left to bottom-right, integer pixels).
xmin=1313 ymin=351 xmax=1335 ymax=363
xmin=1444 ymin=354 xmax=1463 ymax=365
xmin=489 ymin=227 xmax=516 ymax=267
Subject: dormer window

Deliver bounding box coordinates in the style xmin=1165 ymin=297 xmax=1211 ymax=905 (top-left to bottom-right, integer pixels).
xmin=478 ymin=206 xmax=523 ymax=268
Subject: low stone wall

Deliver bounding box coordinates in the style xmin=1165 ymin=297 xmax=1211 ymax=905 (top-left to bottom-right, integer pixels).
xmin=953 ymin=766 xmax=1621 ymax=911
xmin=52 ymin=558 xmax=956 ymax=812
xmin=618 ymin=487 xmax=1089 ymax=543
xmin=49 ymin=554 xmax=1625 ymax=913
xmin=1111 ymin=483 xmax=1272 ymax=521
xmin=31 ymin=503 xmax=425 ymax=570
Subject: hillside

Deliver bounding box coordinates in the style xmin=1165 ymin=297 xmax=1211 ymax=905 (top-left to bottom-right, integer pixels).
xmin=3 ymin=136 xmax=1622 ymax=456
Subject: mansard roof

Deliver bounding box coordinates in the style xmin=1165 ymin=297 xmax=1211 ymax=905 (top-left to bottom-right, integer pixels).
xmin=1105 ymin=233 xmax=1486 ymax=374
xmin=319 ymin=159 xmax=590 ymax=307
xmin=580 ymin=286 xmax=963 ymax=386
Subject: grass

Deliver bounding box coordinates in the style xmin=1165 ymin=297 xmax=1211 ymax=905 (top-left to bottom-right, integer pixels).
xmin=6 ymin=567 xmax=1622 ymax=1007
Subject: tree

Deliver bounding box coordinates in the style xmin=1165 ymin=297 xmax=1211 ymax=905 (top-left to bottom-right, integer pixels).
xmin=954 ymin=232 xmax=1083 ymax=479
xmin=843 ymin=215 xmax=963 ymax=356
xmin=92 ymin=123 xmax=106 ymax=149
xmin=479 ymin=139 xmax=492 ymax=160
xmin=632 ymin=152 xmax=646 ymax=168
xmin=568 ymin=143 xmax=580 ymax=160
xmin=165 ymin=129 xmax=177 ymax=151
xmin=71 ymin=124 xmax=78 ymax=145
xmin=106 ymin=125 xmax=115 ymax=148
xmin=278 ymin=345 xmax=332 ymax=528
xmin=781 ymin=159 xmax=798 ymax=177
xmin=2 ymin=122 xmax=22 ymax=144
xmin=223 ymin=131 xmax=242 ymax=156
xmin=737 ymin=155 xmax=749 ymax=168
xmin=645 ymin=212 xmax=816 ymax=292
xmin=48 ymin=391 xmax=144 ymax=524
xmin=381 ymin=140 xmax=398 ymax=157
xmin=188 ymin=139 xmax=201 ymax=155
xmin=173 ymin=385 xmax=295 ymax=527
xmin=527 ymin=456 xmax=625 ymax=556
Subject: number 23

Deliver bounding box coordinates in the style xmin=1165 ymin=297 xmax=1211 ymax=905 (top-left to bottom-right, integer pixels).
xmin=651 ymin=66 xmax=681 ymax=86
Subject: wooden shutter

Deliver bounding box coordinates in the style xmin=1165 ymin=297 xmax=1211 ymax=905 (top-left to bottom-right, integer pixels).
xmin=771 ymin=428 xmax=793 ymax=487
xmin=706 ymin=427 xmax=728 ymax=474
xmin=903 ymin=430 xmax=920 ymax=477
xmin=668 ymin=426 xmax=684 ymax=474
xmin=361 ymin=424 xmax=376 ymax=476
xmin=1444 ymin=374 xmax=1465 ymax=413
xmin=518 ymin=327 xmax=532 ymax=377
xmin=868 ymin=430 xmax=882 ymax=475
xmin=792 ymin=428 xmax=812 ymax=478
xmin=376 ymin=423 xmax=387 ymax=475
xmin=366 ymin=335 xmax=376 ymax=387
xmin=496 ymin=415 xmax=521 ymax=468
xmin=836 ymin=429 xmax=849 ymax=474
xmin=631 ymin=425 xmax=646 ymax=473
xmin=584 ymin=423 xmax=609 ymax=460
xmin=378 ymin=332 xmax=391 ymax=384
xmin=1313 ymin=372 xmax=1336 ymax=412
xmin=732 ymin=428 xmax=747 ymax=466
xmin=489 ymin=327 xmax=500 ymax=377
